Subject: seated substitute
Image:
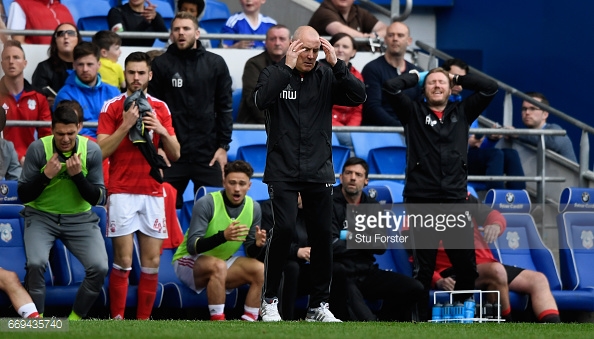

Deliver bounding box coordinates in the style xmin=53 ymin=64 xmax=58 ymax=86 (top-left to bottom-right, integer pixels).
xmin=17 ymin=106 xmax=108 ymax=320
xmin=172 ymin=160 xmax=267 ymax=321
xmin=433 ymin=194 xmax=560 ymax=323
xmin=0 ymin=267 xmax=39 ymax=318
xmin=331 ymin=157 xmax=424 ymax=321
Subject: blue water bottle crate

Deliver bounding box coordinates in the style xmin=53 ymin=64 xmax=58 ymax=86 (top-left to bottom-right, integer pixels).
xmin=430 ymin=290 xmax=504 ymax=323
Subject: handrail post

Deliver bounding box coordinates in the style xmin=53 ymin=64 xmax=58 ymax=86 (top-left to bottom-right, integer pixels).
xmin=536 ymin=135 xmax=546 ymax=234
xmin=579 ymin=130 xmax=590 ymax=187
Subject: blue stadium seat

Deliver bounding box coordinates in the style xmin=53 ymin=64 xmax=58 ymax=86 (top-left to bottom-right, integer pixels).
xmin=486 ymin=189 xmax=594 ymax=311
xmin=228 ymin=130 xmax=267 ymax=162
xmin=199 ymin=0 xmax=231 ymax=48
xmin=248 ymin=178 xmax=269 ymax=202
xmin=236 ymin=144 xmax=267 ymax=173
xmin=62 ymin=0 xmax=111 ymax=32
xmin=232 ymin=88 xmax=242 ymax=122
xmin=350 ymin=132 xmax=405 ymax=163
xmin=557 ymin=187 xmax=594 ymax=292
xmin=366 ymin=180 xmax=404 ymax=203
xmin=0 ymin=180 xmax=21 ymax=204
xmin=367 ymin=146 xmax=406 ymax=176
xmin=0 ymin=205 xmax=53 ymax=307
xmin=332 ymin=145 xmax=351 ymax=174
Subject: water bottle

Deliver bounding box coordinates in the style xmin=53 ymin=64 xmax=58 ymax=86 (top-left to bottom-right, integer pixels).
xmin=453 ymin=302 xmax=464 ymax=323
xmin=463 ymin=298 xmax=475 ymax=323
xmin=484 ymin=303 xmax=493 ymax=319
xmin=443 ymin=303 xmax=453 ymax=322
xmin=340 ymin=229 xmax=348 ymax=240
xmin=493 ymin=303 xmax=501 ymax=320
xmin=431 ymin=303 xmax=443 ymax=322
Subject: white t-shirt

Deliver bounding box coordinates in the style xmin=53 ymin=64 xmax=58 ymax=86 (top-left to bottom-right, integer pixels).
xmin=6 ymin=3 xmax=27 ymax=30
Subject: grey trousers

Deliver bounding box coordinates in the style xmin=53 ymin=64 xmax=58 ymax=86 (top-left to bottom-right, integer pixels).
xmin=22 ymin=206 xmax=108 ymax=316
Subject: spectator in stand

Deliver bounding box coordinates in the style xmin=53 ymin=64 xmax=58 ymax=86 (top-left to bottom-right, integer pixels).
xmin=433 ymin=194 xmax=560 ymax=323
xmin=0 ymin=107 xmax=22 ymax=180
xmin=149 ymin=12 xmax=233 ymax=209
xmin=308 ymin=0 xmax=387 ymax=50
xmin=505 ymin=92 xmax=577 ymax=162
xmin=108 ymin=0 xmax=168 ymax=47
xmin=177 ymin=0 xmax=211 ymax=48
xmin=32 ymin=23 xmax=81 ymax=109
xmin=442 ymin=58 xmax=525 ymax=191
xmin=53 ymin=42 xmax=120 ymax=139
xmin=6 ymin=0 xmax=74 ymax=45
xmin=236 ymin=24 xmax=290 ymax=124
xmin=361 ymin=21 xmax=421 ymax=127
xmin=0 ymin=40 xmax=52 ymax=165
xmin=92 ymin=31 xmax=125 ymax=91
xmin=221 ymin=0 xmax=277 ymax=49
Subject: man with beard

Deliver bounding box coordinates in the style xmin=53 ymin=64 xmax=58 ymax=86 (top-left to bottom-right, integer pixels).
xmin=54 ymin=42 xmax=120 ymax=139
xmin=361 ymin=22 xmax=422 ymax=126
xmin=97 ymin=52 xmax=180 ymax=320
xmin=149 ymin=11 xmax=233 ymax=209
xmin=382 ymin=67 xmax=498 ymax=321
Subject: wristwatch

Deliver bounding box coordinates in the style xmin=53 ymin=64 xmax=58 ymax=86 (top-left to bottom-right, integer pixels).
xmin=220 ymin=144 xmax=230 ymax=151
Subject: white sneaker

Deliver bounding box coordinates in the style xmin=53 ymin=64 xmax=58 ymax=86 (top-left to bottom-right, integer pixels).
xmin=261 ymin=297 xmax=282 ymax=322
xmin=306 ymin=302 xmax=342 ymax=322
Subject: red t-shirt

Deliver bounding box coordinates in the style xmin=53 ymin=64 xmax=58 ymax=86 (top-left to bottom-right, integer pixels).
xmin=97 ymin=93 xmax=175 ymax=196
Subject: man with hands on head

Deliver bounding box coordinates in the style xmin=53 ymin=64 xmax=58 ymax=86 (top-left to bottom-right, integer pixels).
xmin=172 ymin=160 xmax=266 ymax=321
xmin=255 ymin=25 xmax=366 ymax=322
xmin=18 ymin=106 xmax=108 ymax=320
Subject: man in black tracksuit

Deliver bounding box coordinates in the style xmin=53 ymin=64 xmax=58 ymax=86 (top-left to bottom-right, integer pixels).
xmin=255 ymin=26 xmax=366 ymax=322
xmin=382 ymin=68 xmax=498 ymax=321
xmin=331 ymin=157 xmax=424 ymax=321
xmin=148 ymin=12 xmax=233 ymax=208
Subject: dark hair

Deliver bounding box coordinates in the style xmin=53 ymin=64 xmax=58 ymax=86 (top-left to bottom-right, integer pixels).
xmin=56 ymin=100 xmax=84 ymax=124
xmin=125 ymin=51 xmax=152 ymax=70
xmin=177 ymin=0 xmax=205 ymax=16
xmin=525 ymin=92 xmax=549 ymax=106
xmin=92 ymin=30 xmax=122 ymax=51
xmin=48 ymin=23 xmax=81 ymax=71
xmin=224 ymin=160 xmax=254 ymax=178
xmin=266 ymin=24 xmax=290 ymax=38
xmin=0 ymin=106 xmax=6 ymax=132
xmin=73 ymin=41 xmax=100 ymax=62
xmin=442 ymin=58 xmax=469 ymax=73
xmin=342 ymin=157 xmax=369 ymax=178
xmin=329 ymin=33 xmax=357 ymax=51
xmin=2 ymin=40 xmax=26 ymax=58
xmin=173 ymin=11 xmax=198 ymax=29
xmin=52 ymin=106 xmax=79 ymax=128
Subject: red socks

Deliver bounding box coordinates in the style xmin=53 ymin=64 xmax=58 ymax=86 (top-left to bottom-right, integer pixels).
xmin=137 ymin=269 xmax=159 ymax=320
xmin=108 ymin=267 xmax=130 ymax=319
xmin=538 ymin=309 xmax=561 ymax=323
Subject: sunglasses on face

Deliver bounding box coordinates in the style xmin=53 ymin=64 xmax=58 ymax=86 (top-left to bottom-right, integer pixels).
xmin=55 ymin=30 xmax=77 ymax=38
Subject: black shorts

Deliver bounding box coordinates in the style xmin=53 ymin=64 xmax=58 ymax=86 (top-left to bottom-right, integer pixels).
xmin=503 ymin=264 xmax=525 ymax=285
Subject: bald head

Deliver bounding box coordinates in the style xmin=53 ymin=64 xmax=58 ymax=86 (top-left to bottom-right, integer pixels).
xmin=293 ymin=26 xmax=319 ymax=42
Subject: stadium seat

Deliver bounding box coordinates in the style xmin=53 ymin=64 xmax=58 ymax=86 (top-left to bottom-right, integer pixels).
xmin=236 ymin=144 xmax=267 ymax=173
xmin=366 ymin=180 xmax=404 ymax=203
xmin=557 ymin=187 xmax=594 ymax=292
xmin=332 ymin=145 xmax=351 ymax=174
xmin=350 ymin=132 xmax=405 ymax=163
xmin=62 ymin=0 xmax=111 ymax=32
xmin=228 ymin=130 xmax=267 ymax=162
xmin=199 ymin=0 xmax=231 ymax=48
xmin=367 ymin=146 xmax=406 ymax=176
xmin=0 ymin=180 xmax=21 ymax=204
xmin=232 ymin=88 xmax=242 ymax=122
xmin=0 ymin=205 xmax=53 ymax=307
xmin=485 ymin=189 xmax=594 ymax=311
xmin=248 ymin=178 xmax=269 ymax=202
